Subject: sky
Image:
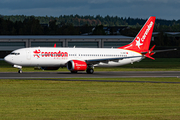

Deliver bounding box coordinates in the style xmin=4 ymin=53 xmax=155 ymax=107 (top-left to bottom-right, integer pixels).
xmin=0 ymin=0 xmax=180 ymax=20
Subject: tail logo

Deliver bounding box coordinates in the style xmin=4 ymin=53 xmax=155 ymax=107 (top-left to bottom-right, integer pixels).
xmin=135 ymin=37 xmax=143 ymax=49
xmin=135 ymin=21 xmax=154 ymax=49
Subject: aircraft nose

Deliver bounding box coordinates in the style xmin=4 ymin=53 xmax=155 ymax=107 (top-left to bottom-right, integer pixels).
xmin=4 ymin=55 xmax=11 ymax=63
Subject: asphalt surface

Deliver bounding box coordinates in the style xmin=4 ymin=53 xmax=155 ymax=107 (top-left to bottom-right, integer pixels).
xmin=0 ymin=71 xmax=180 ymax=79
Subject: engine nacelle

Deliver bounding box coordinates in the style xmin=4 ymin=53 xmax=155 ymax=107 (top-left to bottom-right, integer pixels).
xmin=67 ymin=60 xmax=87 ymax=71
xmin=41 ymin=67 xmax=60 ymax=70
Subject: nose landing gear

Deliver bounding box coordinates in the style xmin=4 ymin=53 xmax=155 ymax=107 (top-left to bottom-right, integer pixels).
xmin=18 ymin=69 xmax=23 ymax=74
xmin=13 ymin=65 xmax=23 ymax=74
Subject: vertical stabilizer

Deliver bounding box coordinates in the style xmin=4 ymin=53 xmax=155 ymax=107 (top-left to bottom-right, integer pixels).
xmin=118 ymin=16 xmax=156 ymax=53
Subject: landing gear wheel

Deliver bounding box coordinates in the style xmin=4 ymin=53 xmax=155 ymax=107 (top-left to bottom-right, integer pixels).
xmin=86 ymin=68 xmax=94 ymax=74
xmin=18 ymin=70 xmax=23 ymax=74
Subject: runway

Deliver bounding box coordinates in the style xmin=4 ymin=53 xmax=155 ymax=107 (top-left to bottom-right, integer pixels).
xmin=0 ymin=71 xmax=180 ymax=79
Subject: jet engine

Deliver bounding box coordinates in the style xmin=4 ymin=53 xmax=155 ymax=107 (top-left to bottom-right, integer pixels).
xmin=67 ymin=60 xmax=87 ymax=71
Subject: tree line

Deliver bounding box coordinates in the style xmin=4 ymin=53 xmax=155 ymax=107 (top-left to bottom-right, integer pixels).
xmin=1 ymin=15 xmax=180 ymax=34
xmin=0 ymin=15 xmax=180 ymax=47
xmin=2 ymin=14 xmax=180 ymax=27
xmin=0 ymin=17 xmax=90 ymax=35
xmin=0 ymin=16 xmax=121 ymax=35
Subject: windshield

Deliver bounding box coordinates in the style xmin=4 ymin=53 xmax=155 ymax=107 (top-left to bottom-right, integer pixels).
xmin=10 ymin=52 xmax=20 ymax=55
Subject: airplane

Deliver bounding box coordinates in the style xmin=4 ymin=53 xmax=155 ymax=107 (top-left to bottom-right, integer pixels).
xmin=4 ymin=16 xmax=176 ymax=74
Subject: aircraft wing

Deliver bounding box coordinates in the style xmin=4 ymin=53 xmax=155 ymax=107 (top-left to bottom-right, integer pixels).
xmin=85 ymin=55 xmax=143 ymax=65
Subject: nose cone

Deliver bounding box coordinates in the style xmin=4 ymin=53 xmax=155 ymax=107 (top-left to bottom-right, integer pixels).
xmin=4 ymin=55 xmax=12 ymax=64
xmin=4 ymin=55 xmax=8 ymax=62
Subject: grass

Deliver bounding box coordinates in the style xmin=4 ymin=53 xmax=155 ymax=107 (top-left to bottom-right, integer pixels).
xmin=0 ymin=58 xmax=180 ymax=72
xmin=1 ymin=58 xmax=180 ymax=119
xmin=0 ymin=78 xmax=180 ymax=120
xmin=49 ymin=77 xmax=180 ymax=82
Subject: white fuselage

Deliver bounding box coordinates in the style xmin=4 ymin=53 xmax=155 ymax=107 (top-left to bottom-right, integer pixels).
xmin=4 ymin=47 xmax=143 ymax=67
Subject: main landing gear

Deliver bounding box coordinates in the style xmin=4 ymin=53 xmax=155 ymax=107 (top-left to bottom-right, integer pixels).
xmin=86 ymin=68 xmax=94 ymax=74
xmin=86 ymin=65 xmax=94 ymax=74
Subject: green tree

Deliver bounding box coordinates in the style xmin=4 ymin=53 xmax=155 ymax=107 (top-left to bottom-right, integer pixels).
xmin=92 ymin=25 xmax=106 ymax=35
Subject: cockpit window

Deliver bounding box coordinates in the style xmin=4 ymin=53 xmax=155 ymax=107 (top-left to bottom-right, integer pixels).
xmin=10 ymin=53 xmax=20 ymax=55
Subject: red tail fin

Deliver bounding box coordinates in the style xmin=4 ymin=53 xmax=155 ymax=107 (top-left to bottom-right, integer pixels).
xmin=118 ymin=16 xmax=156 ymax=53
xmin=54 ymin=43 xmax=56 ymax=48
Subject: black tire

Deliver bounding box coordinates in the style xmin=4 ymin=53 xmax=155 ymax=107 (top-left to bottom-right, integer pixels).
xmin=86 ymin=68 xmax=94 ymax=74
xmin=18 ymin=70 xmax=23 ymax=74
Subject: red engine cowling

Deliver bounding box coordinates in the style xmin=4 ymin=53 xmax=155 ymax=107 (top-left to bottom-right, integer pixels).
xmin=67 ymin=60 xmax=87 ymax=71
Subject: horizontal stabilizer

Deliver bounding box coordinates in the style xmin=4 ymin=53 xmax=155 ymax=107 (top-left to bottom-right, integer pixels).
xmin=153 ymin=48 xmax=177 ymax=53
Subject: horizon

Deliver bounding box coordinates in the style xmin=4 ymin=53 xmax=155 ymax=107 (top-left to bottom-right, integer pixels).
xmin=1 ymin=14 xmax=179 ymax=21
